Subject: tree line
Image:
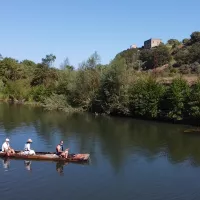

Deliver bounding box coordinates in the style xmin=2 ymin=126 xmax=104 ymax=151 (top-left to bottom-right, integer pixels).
xmin=0 ymin=31 xmax=200 ymax=122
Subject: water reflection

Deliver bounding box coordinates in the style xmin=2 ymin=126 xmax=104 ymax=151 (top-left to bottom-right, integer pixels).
xmin=24 ymin=160 xmax=32 ymax=171
xmin=56 ymin=162 xmax=68 ymax=176
xmin=1 ymin=103 xmax=200 ymax=172
xmin=2 ymin=158 xmax=10 ymax=170
xmin=0 ymin=157 xmax=71 ymax=175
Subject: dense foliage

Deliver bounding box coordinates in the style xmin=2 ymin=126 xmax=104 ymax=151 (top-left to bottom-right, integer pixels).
xmin=0 ymin=31 xmax=200 ymax=122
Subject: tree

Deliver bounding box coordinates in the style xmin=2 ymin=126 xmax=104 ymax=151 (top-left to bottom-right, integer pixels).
xmin=129 ymin=78 xmax=165 ymax=118
xmin=162 ymin=78 xmax=190 ymax=120
xmin=114 ymin=48 xmax=140 ymax=69
xmin=174 ymin=49 xmax=190 ymax=66
xmin=90 ymin=58 xmax=130 ymax=115
xmin=190 ymin=31 xmax=200 ymax=43
xmin=140 ymin=44 xmax=171 ymax=70
xmin=182 ymin=38 xmax=189 ymax=45
xmin=139 ymin=49 xmax=154 ymax=69
xmin=21 ymin=59 xmax=36 ymax=67
xmin=79 ymin=51 xmax=101 ymax=69
xmin=42 ymin=54 xmax=56 ymax=67
xmin=31 ymin=63 xmax=58 ymax=87
xmin=153 ymin=44 xmax=172 ymax=67
xmin=0 ymin=54 xmax=3 ymax=60
xmin=189 ymin=42 xmax=200 ymax=63
xmin=0 ymin=57 xmax=25 ymax=81
xmin=167 ymin=39 xmax=181 ymax=48
xmin=87 ymin=51 xmax=101 ymax=69
xmin=60 ymin=57 xmax=74 ymax=70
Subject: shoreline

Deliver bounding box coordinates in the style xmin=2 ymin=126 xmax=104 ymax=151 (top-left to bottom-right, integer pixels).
xmin=0 ymin=99 xmax=199 ymax=130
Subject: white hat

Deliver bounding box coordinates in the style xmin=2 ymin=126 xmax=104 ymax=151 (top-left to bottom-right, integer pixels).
xmin=27 ymin=139 xmax=33 ymax=143
xmin=5 ymin=138 xmax=10 ymax=142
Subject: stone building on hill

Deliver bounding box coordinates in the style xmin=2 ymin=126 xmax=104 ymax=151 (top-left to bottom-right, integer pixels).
xmin=144 ymin=38 xmax=162 ymax=49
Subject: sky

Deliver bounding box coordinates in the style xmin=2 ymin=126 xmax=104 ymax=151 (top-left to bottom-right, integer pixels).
xmin=0 ymin=0 xmax=200 ymax=68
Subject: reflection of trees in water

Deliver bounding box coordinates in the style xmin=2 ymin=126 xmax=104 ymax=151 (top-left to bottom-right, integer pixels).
xmin=0 ymin=103 xmax=41 ymax=134
xmin=1 ymin=103 xmax=200 ymax=170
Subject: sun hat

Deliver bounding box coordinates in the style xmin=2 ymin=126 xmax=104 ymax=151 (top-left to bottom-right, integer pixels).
xmin=5 ymin=138 xmax=10 ymax=142
xmin=27 ymin=139 xmax=33 ymax=143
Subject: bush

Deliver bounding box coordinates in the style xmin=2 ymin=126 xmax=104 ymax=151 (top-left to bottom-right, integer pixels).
xmin=68 ymin=68 xmax=101 ymax=109
xmin=179 ymin=64 xmax=191 ymax=74
xmin=161 ymin=78 xmax=190 ymax=120
xmin=188 ymin=81 xmax=200 ymax=118
xmin=2 ymin=79 xmax=31 ymax=101
xmin=90 ymin=58 xmax=132 ymax=115
xmin=0 ymin=79 xmax=5 ymax=99
xmin=190 ymin=62 xmax=200 ymax=74
xmin=129 ymin=77 xmax=165 ymax=118
xmin=43 ymin=93 xmax=80 ymax=112
xmin=30 ymin=85 xmax=52 ymax=103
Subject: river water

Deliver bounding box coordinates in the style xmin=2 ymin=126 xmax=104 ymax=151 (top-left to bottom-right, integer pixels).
xmin=1 ymin=103 xmax=200 ymax=200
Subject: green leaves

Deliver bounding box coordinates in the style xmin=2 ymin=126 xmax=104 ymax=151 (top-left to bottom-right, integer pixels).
xmin=163 ymin=78 xmax=190 ymax=120
xmin=190 ymin=31 xmax=200 ymax=44
xmin=139 ymin=45 xmax=171 ymax=70
xmin=41 ymin=54 xmax=56 ymax=67
xmin=188 ymin=81 xmax=200 ymax=118
xmin=129 ymin=77 xmax=165 ymax=118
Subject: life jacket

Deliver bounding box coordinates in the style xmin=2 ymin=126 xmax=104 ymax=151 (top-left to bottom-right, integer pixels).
xmin=56 ymin=144 xmax=63 ymax=153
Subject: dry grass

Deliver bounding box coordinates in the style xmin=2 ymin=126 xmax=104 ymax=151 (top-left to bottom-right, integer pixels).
xmin=157 ymin=75 xmax=200 ymax=85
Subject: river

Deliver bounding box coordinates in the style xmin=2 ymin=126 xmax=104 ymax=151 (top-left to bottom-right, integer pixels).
xmin=1 ymin=103 xmax=200 ymax=200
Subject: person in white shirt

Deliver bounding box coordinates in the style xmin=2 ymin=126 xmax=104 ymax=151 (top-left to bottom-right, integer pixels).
xmin=1 ymin=138 xmax=15 ymax=155
xmin=24 ymin=139 xmax=35 ymax=155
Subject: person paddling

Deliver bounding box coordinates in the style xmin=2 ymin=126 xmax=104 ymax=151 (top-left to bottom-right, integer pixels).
xmin=1 ymin=138 xmax=15 ymax=156
xmin=24 ymin=139 xmax=36 ymax=155
xmin=56 ymin=141 xmax=69 ymax=158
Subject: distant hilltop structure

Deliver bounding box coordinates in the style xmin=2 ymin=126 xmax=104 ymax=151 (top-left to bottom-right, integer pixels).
xmin=130 ymin=44 xmax=137 ymax=49
xmin=129 ymin=38 xmax=162 ymax=50
xmin=144 ymin=38 xmax=162 ymax=49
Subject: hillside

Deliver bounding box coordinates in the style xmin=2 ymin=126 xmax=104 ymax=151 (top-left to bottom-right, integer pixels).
xmin=115 ymin=31 xmax=200 ymax=77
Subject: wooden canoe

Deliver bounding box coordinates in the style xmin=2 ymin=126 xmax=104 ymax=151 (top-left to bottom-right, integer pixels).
xmin=0 ymin=150 xmax=90 ymax=163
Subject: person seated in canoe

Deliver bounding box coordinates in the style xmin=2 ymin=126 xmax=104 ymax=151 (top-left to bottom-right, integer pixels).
xmin=56 ymin=141 xmax=69 ymax=158
xmin=24 ymin=139 xmax=36 ymax=155
xmin=1 ymin=138 xmax=15 ymax=156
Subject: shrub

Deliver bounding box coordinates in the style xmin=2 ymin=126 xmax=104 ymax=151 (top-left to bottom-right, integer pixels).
xmin=188 ymin=81 xmax=200 ymax=119
xmin=43 ymin=93 xmax=80 ymax=112
xmin=179 ymin=64 xmax=191 ymax=74
xmin=161 ymin=78 xmax=190 ymax=120
xmin=129 ymin=77 xmax=165 ymax=118
xmin=3 ymin=79 xmax=31 ymax=101
xmin=90 ymin=58 xmax=132 ymax=115
xmin=30 ymin=85 xmax=52 ymax=103
xmin=190 ymin=62 xmax=200 ymax=74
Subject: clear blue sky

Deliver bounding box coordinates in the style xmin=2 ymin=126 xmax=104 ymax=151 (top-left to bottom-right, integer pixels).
xmin=0 ymin=0 xmax=199 ymax=68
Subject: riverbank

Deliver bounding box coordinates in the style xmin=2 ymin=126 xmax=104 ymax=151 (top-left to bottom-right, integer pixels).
xmin=1 ymin=31 xmax=200 ymax=126
xmin=1 ymin=93 xmax=200 ymax=130
xmin=0 ymin=98 xmax=42 ymax=107
xmin=0 ymin=97 xmax=83 ymax=112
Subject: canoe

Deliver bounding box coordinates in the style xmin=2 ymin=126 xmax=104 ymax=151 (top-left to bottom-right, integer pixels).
xmin=0 ymin=150 xmax=90 ymax=163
